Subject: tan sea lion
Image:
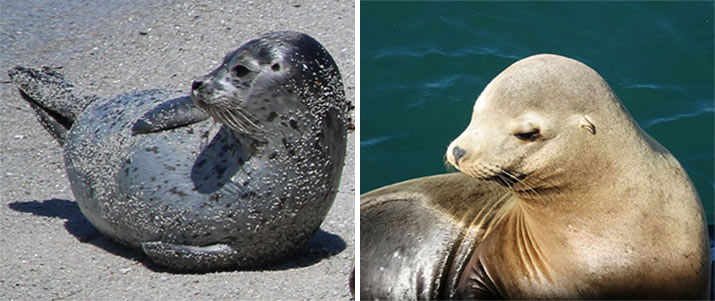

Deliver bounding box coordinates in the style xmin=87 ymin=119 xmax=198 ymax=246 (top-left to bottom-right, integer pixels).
xmin=360 ymin=54 xmax=710 ymax=299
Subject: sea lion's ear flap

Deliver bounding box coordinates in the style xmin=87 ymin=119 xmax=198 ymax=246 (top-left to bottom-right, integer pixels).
xmin=580 ymin=115 xmax=596 ymax=135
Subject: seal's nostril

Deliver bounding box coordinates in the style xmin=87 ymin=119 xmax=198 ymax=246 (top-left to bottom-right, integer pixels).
xmin=191 ymin=80 xmax=203 ymax=91
xmin=452 ymin=146 xmax=466 ymax=166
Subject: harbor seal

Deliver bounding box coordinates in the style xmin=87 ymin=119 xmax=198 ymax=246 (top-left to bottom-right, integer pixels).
xmin=361 ymin=54 xmax=710 ymax=299
xmin=9 ymin=31 xmax=351 ymax=271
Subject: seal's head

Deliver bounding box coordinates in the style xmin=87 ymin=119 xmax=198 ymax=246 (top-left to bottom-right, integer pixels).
xmin=191 ymin=31 xmax=347 ymax=140
xmin=446 ymin=54 xmax=641 ymax=196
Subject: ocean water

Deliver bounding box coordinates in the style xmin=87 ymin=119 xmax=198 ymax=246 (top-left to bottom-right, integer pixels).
xmin=360 ymin=1 xmax=714 ymax=224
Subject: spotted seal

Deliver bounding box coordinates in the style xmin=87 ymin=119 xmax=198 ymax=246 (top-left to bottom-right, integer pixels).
xmin=9 ymin=31 xmax=351 ymax=271
xmin=360 ymin=54 xmax=710 ymax=299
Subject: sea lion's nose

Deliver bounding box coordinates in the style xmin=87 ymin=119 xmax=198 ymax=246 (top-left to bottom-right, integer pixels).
xmin=452 ymin=146 xmax=466 ymax=166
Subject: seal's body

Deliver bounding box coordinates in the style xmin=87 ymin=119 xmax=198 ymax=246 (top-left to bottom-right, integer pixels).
xmin=360 ymin=54 xmax=710 ymax=299
xmin=10 ymin=31 xmax=350 ymax=271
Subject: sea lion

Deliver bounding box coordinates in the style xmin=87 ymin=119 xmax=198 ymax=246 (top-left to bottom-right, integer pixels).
xmin=360 ymin=54 xmax=710 ymax=299
xmin=9 ymin=31 xmax=351 ymax=271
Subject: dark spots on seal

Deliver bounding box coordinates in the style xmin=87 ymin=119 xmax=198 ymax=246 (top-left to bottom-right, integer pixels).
xmin=164 ymin=180 xmax=169 ymax=184
xmin=124 ymin=168 xmax=129 ymax=177
xmin=132 ymin=167 xmax=138 ymax=172
xmin=241 ymin=191 xmax=257 ymax=199
xmin=269 ymin=152 xmax=278 ymax=159
xmin=216 ymin=165 xmax=227 ymax=177
xmin=267 ymin=112 xmax=278 ymax=122
xmin=287 ymin=88 xmax=294 ymax=94
xmin=169 ymin=187 xmax=188 ymax=198
xmin=166 ymin=165 xmax=176 ymax=171
xmin=290 ymin=120 xmax=298 ymax=130
xmin=242 ymin=180 xmax=250 ymax=186
xmin=288 ymin=149 xmax=296 ymax=156
xmin=263 ymin=98 xmax=270 ymax=103
xmin=186 ymin=128 xmax=194 ymax=134
xmin=146 ymin=146 xmax=159 ymax=153
xmin=150 ymin=177 xmax=156 ymax=182
xmin=259 ymin=106 xmax=266 ymax=111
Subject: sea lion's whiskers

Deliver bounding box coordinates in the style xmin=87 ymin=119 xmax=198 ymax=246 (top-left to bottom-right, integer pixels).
xmin=501 ymin=168 xmax=542 ymax=200
xmin=523 ymin=174 xmax=563 ymax=197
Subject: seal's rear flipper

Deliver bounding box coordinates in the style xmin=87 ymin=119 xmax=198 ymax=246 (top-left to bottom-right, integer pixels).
xmin=131 ymin=96 xmax=209 ymax=135
xmin=141 ymin=241 xmax=239 ymax=271
xmin=8 ymin=66 xmax=98 ymax=146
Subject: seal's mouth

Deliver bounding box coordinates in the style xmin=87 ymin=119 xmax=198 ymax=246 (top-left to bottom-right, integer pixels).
xmin=487 ymin=168 xmax=527 ymax=187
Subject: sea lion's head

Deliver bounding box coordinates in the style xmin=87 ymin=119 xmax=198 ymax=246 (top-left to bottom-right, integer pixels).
xmin=446 ymin=54 xmax=634 ymax=195
xmin=191 ymin=31 xmax=347 ymax=139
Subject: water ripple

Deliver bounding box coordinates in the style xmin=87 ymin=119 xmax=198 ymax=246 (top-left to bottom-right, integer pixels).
xmin=372 ymin=45 xmax=521 ymax=61
xmin=624 ymin=83 xmax=687 ymax=93
xmin=361 ymin=135 xmax=397 ymax=148
xmin=644 ymin=103 xmax=714 ymax=128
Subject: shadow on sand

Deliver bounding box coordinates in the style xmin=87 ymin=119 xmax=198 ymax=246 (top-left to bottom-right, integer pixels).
xmin=8 ymin=198 xmax=347 ymax=274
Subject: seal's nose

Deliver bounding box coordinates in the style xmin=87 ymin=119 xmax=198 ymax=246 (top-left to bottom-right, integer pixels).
xmin=191 ymin=80 xmax=203 ymax=91
xmin=452 ymin=146 xmax=466 ymax=167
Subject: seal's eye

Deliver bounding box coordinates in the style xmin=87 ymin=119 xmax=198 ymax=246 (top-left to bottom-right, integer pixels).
xmin=233 ymin=65 xmax=250 ymax=77
xmin=271 ymin=63 xmax=280 ymax=72
xmin=514 ymin=129 xmax=540 ymax=142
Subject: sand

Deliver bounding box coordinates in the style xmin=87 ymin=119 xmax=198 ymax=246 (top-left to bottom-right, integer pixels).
xmin=0 ymin=0 xmax=355 ymax=299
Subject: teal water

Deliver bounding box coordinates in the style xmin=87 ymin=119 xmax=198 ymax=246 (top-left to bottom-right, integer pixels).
xmin=360 ymin=1 xmax=714 ymax=224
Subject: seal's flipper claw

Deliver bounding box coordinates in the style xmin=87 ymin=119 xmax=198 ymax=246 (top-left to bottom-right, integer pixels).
xmin=131 ymin=96 xmax=209 ymax=135
xmin=141 ymin=241 xmax=239 ymax=271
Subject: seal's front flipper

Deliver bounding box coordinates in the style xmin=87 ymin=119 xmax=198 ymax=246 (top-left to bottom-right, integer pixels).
xmin=131 ymin=96 xmax=209 ymax=135
xmin=141 ymin=241 xmax=239 ymax=271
